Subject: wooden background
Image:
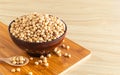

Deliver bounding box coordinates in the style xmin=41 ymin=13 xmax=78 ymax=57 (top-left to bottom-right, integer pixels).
xmin=0 ymin=0 xmax=120 ymax=75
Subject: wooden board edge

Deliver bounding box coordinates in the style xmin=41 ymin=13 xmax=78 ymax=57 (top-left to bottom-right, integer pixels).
xmin=59 ymin=52 xmax=91 ymax=75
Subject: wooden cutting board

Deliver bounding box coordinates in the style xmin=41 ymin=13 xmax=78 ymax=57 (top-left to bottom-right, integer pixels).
xmin=0 ymin=22 xmax=90 ymax=75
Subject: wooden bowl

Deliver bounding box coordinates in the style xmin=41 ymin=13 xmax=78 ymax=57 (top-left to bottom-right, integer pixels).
xmin=8 ymin=20 xmax=67 ymax=57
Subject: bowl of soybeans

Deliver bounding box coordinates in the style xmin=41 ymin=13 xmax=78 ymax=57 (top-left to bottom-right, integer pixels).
xmin=8 ymin=13 xmax=67 ymax=57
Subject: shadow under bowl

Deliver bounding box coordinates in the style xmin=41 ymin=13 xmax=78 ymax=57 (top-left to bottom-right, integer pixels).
xmin=8 ymin=20 xmax=67 ymax=57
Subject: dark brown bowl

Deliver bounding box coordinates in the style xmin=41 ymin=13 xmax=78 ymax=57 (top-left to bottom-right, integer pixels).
xmin=8 ymin=20 xmax=67 ymax=57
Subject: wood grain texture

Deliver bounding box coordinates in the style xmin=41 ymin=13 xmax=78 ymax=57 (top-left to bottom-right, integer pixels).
xmin=0 ymin=22 xmax=90 ymax=75
xmin=0 ymin=0 xmax=120 ymax=75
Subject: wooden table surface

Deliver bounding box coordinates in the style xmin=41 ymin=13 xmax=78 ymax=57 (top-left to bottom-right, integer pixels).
xmin=0 ymin=0 xmax=120 ymax=75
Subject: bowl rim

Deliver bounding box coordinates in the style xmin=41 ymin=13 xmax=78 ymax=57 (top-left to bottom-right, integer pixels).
xmin=8 ymin=19 xmax=67 ymax=44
